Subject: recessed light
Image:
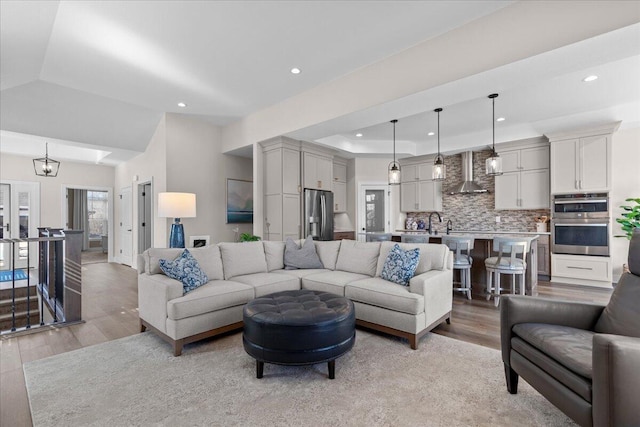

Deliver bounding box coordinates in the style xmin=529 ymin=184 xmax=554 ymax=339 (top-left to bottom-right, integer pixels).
xmin=428 ymin=132 xmax=435 ymax=136
xmin=355 ymin=133 xmax=363 ymax=137
xmin=583 ymin=75 xmax=598 ymax=82
xmin=177 ymin=102 xmax=187 ymax=107
xmin=290 ymin=68 xmax=301 ymax=74
xmin=496 ymin=117 xmax=505 ymax=122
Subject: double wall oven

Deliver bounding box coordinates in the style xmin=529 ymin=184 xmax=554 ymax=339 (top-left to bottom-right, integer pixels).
xmin=551 ymin=193 xmax=609 ymax=256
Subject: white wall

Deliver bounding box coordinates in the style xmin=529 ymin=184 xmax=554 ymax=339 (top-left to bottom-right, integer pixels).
xmin=165 ymin=114 xmax=252 ymax=244
xmin=0 ymin=152 xmax=115 ymax=229
xmin=611 ymin=126 xmax=640 ymax=282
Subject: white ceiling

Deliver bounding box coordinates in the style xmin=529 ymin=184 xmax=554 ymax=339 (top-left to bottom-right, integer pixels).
xmin=0 ymin=1 xmax=639 ymax=165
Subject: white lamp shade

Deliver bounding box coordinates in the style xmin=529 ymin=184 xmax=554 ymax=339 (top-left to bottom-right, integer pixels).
xmin=158 ymin=192 xmax=197 ymax=218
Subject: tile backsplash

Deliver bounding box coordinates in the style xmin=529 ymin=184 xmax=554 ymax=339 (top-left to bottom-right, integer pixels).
xmin=406 ymin=149 xmax=550 ymax=233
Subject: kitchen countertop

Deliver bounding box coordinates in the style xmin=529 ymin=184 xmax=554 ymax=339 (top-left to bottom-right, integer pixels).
xmin=357 ymin=230 xmax=549 ymax=239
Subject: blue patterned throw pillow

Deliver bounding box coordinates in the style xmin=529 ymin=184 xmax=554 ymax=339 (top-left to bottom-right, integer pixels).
xmin=159 ymin=249 xmax=209 ymax=294
xmin=381 ymin=244 xmax=420 ymax=286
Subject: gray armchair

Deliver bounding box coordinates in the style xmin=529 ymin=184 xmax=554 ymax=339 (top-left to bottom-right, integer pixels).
xmin=500 ymin=229 xmax=640 ymax=427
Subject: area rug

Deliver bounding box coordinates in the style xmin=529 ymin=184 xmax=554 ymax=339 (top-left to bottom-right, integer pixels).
xmin=0 ymin=269 xmax=28 ymax=282
xmin=23 ymin=330 xmax=575 ymax=426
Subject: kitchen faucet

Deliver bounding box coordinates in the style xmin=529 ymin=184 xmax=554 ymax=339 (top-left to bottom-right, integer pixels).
xmin=446 ymin=219 xmax=453 ymax=235
xmin=428 ymin=212 xmax=442 ymax=235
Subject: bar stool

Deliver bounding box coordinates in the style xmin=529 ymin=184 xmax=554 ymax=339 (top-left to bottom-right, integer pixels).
xmin=485 ymin=237 xmax=529 ymax=307
xmin=366 ymin=233 xmax=393 ymax=242
xmin=441 ymin=236 xmax=474 ymax=300
xmin=401 ymin=234 xmax=430 ymax=243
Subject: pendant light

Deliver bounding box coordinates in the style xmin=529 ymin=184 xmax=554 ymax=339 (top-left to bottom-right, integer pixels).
xmin=33 ymin=142 xmax=60 ymax=177
xmin=432 ymin=108 xmax=446 ymax=181
xmin=485 ymin=93 xmax=503 ymax=176
xmin=388 ymin=119 xmax=401 ymax=185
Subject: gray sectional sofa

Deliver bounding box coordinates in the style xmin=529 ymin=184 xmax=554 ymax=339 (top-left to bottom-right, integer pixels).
xmin=138 ymin=240 xmax=453 ymax=356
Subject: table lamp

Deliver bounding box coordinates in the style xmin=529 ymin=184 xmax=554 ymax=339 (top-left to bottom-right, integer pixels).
xmin=157 ymin=192 xmax=196 ymax=248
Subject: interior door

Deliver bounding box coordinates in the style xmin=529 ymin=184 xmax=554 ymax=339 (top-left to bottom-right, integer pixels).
xmin=357 ymin=184 xmax=391 ymax=241
xmin=120 ymin=186 xmax=133 ymax=266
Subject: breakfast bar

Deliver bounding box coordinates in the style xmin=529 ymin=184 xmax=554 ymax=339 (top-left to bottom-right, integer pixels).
xmin=359 ymin=230 xmax=542 ymax=298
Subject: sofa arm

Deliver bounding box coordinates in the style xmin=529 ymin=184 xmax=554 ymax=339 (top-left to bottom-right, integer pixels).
xmin=409 ymin=269 xmax=453 ymax=324
xmin=593 ymin=334 xmax=640 ymax=427
xmin=138 ymin=273 xmax=183 ymax=334
xmin=500 ymin=295 xmax=605 ymax=365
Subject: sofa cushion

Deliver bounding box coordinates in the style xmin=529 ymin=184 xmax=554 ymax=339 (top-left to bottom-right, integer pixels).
xmin=301 ymin=271 xmax=369 ymax=296
xmin=231 ymin=273 xmax=300 ymax=298
xmin=335 ymin=240 xmax=380 ymax=276
xmin=159 ymin=249 xmax=209 ymax=294
xmin=512 ymin=323 xmax=594 ymax=379
xmin=144 ymin=248 xmax=182 ymax=275
xmin=594 ymin=271 xmax=640 ymax=337
xmin=284 ymin=236 xmax=324 ymax=269
xmin=380 ymin=244 xmax=420 ymax=286
xmin=263 ymin=241 xmax=285 ymax=272
xmin=166 ymin=280 xmax=254 ymax=320
xmin=376 ymin=242 xmax=449 ymax=277
xmin=219 ymin=242 xmax=268 ymax=279
xmin=345 ymin=277 xmax=424 ymax=315
xmin=272 ymin=269 xmax=330 ymax=278
xmin=314 ymin=240 xmax=341 ymax=270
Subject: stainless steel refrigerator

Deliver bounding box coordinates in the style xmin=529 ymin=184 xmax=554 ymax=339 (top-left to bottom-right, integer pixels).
xmin=304 ymin=189 xmax=334 ymax=241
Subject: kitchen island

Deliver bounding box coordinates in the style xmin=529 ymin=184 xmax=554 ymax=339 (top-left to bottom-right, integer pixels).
xmin=359 ymin=230 xmax=544 ymax=298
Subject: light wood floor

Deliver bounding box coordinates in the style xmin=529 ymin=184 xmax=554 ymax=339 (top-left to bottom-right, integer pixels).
xmin=0 ymin=263 xmax=613 ymax=427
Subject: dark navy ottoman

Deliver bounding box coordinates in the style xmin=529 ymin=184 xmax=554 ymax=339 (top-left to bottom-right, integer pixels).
xmin=242 ymin=289 xmax=355 ymax=379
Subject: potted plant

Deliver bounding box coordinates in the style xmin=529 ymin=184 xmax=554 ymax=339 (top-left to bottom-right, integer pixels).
xmin=616 ymin=197 xmax=640 ymax=273
xmin=616 ymin=198 xmax=640 ymax=240
xmin=239 ymin=232 xmax=261 ymax=242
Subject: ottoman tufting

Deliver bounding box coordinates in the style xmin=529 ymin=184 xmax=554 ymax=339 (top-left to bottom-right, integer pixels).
xmin=242 ymin=289 xmax=356 ymax=379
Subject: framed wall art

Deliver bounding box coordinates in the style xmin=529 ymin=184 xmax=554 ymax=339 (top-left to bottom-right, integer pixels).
xmin=226 ymin=179 xmax=253 ymax=224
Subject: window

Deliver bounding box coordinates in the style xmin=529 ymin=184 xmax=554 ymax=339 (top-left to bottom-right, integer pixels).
xmin=87 ymin=191 xmax=108 ymax=239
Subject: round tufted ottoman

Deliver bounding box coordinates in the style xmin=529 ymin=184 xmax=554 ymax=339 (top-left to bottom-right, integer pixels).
xmin=242 ymin=289 xmax=355 ymax=379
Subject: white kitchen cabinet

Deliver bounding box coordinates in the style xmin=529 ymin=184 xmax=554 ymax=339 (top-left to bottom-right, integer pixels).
xmin=333 ymin=181 xmax=347 ymax=212
xmin=550 ymin=134 xmax=611 ymax=194
xmin=494 ymin=145 xmax=549 ymax=210
xmin=333 ymin=163 xmax=347 ymax=182
xmin=262 ymin=137 xmax=302 ymax=241
xmin=400 ymin=162 xmax=432 ymax=182
xmin=400 ymin=181 xmax=418 ymax=211
xmin=400 ymin=179 xmax=442 ymax=212
xmin=303 ymin=152 xmax=333 ymax=190
xmin=495 ymin=169 xmax=549 ymax=210
xmin=332 ymin=158 xmax=348 ymax=213
xmin=551 ymin=253 xmax=611 ymax=288
xmin=399 ymin=156 xmax=443 ymax=212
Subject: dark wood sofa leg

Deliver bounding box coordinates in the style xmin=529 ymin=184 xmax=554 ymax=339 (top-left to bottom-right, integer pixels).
xmin=256 ymin=361 xmax=264 ymax=379
xmin=173 ymin=340 xmax=183 ymax=357
xmin=505 ymin=364 xmax=519 ymax=394
xmin=409 ymin=335 xmax=418 ymax=350
xmin=140 ymin=321 xmax=147 ymax=333
xmin=446 ymin=316 xmax=451 ymax=325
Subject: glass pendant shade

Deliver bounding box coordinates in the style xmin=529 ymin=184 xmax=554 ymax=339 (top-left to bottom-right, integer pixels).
xmin=432 ymin=108 xmax=446 ymax=181
xmin=388 ymin=119 xmax=401 ymax=185
xmin=432 ymin=155 xmax=446 ymax=180
xmin=388 ymin=162 xmax=401 ymax=185
xmin=486 ymin=93 xmax=503 ymax=176
xmin=33 ymin=143 xmax=60 ymax=177
xmin=486 ymin=152 xmax=503 ymax=176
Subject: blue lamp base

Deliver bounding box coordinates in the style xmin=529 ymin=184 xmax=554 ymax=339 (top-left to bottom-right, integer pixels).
xmin=169 ymin=218 xmax=185 ymax=248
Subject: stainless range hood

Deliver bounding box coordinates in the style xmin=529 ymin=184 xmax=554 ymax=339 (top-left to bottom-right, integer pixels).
xmin=448 ymin=151 xmax=488 ymax=194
